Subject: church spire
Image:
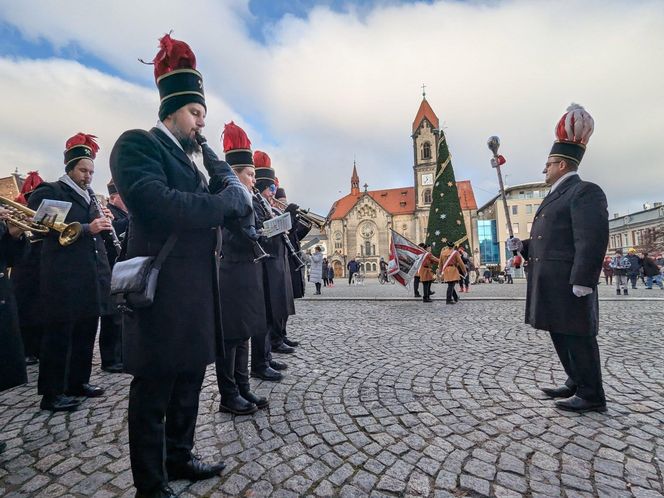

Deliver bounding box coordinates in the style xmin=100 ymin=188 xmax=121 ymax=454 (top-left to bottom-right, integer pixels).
xmin=351 ymin=160 xmax=360 ymax=195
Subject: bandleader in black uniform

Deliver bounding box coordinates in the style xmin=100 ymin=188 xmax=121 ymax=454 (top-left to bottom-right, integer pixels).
xmin=509 ymin=104 xmax=609 ymax=413
xmin=98 ymin=180 xmax=128 ymax=373
xmin=210 ymin=122 xmax=269 ymax=415
xmin=28 ymin=133 xmax=112 ymax=412
xmin=110 ymin=34 xmax=251 ymax=498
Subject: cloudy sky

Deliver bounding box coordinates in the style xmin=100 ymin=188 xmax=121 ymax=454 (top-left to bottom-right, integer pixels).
xmin=0 ymin=0 xmax=662 ymax=216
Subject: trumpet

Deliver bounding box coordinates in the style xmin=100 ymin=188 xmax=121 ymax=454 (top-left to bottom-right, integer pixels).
xmin=271 ymin=197 xmax=327 ymax=230
xmin=0 ymin=195 xmax=82 ymax=246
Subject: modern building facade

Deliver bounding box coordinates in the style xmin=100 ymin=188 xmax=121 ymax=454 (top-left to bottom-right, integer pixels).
xmin=609 ymin=203 xmax=664 ymax=254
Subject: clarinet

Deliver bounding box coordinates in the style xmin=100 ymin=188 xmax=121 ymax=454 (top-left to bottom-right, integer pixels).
xmin=253 ymin=189 xmax=305 ymax=270
xmin=88 ymin=187 xmax=122 ymax=259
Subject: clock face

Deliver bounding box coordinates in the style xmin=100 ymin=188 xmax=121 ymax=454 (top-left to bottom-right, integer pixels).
xmin=334 ymin=231 xmax=342 ymax=241
xmin=422 ymin=173 xmax=433 ymax=186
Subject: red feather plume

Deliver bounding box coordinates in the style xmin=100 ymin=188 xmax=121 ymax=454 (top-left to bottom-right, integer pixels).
xmin=153 ymin=33 xmax=197 ymax=80
xmin=222 ymin=122 xmax=252 ymax=152
xmin=253 ymin=150 xmax=271 ymax=168
xmin=14 ymin=171 xmax=44 ymax=205
xmin=65 ymin=133 xmax=100 ymax=157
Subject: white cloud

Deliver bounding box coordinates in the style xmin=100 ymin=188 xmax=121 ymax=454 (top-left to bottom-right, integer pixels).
xmin=0 ymin=0 xmax=663 ymax=216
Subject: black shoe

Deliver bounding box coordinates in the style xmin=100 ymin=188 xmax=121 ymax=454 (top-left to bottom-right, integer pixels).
xmin=135 ymin=484 xmax=178 ymax=498
xmin=616 ymin=289 xmax=621 ymax=295
xmin=423 ymin=298 xmax=433 ymax=303
xmin=541 ymin=385 xmax=576 ymax=399
xmin=251 ymin=367 xmax=283 ymax=381
xmin=446 ymin=301 xmax=456 ymax=305
xmin=0 ymin=441 xmax=6 ymax=454
xmin=269 ymin=360 xmax=288 ymax=371
xmin=555 ymin=395 xmax=607 ymax=413
xmin=67 ymin=383 xmax=104 ymax=398
xmin=283 ymin=338 xmax=299 ymax=347
xmin=240 ymin=390 xmax=269 ymax=409
xmin=623 ymin=289 xmax=628 ymax=295
xmin=414 ymin=293 xmax=422 ymax=297
xmin=219 ymin=395 xmax=257 ymax=415
xmin=272 ymin=344 xmax=295 ymax=354
xmin=166 ymin=456 xmax=225 ymax=481
xmin=25 ymin=355 xmax=39 ymax=365
xmin=430 ymin=291 xmax=435 ymax=296
xmin=101 ymin=363 xmax=124 ymax=373
xmin=40 ymin=394 xmax=80 ymax=412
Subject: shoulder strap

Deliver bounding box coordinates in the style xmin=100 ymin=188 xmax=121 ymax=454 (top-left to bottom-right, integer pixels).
xmin=154 ymin=233 xmax=178 ymax=270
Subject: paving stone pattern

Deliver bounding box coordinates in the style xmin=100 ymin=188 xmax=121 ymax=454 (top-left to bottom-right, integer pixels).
xmin=1 ymin=297 xmax=663 ymax=497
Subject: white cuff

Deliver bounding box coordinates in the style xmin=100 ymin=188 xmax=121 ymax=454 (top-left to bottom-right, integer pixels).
xmin=572 ymin=285 xmax=593 ymax=297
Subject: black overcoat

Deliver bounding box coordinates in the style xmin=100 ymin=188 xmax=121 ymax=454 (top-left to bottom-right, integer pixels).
xmin=260 ymin=208 xmax=295 ymax=324
xmin=110 ymin=128 xmax=251 ymax=376
xmin=218 ymin=208 xmax=267 ymax=342
xmin=10 ymin=240 xmax=44 ymax=327
xmin=288 ymin=214 xmax=311 ymax=299
xmin=522 ymin=175 xmax=608 ymax=336
xmin=28 ymin=181 xmax=112 ymax=322
xmin=0 ymin=224 xmax=28 ymax=391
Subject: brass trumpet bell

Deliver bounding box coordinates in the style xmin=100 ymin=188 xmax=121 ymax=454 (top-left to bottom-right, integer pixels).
xmin=0 ymin=195 xmax=82 ymax=246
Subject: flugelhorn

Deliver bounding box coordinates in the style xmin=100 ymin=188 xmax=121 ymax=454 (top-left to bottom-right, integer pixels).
xmin=0 ymin=195 xmax=82 ymax=246
xmin=271 ymin=197 xmax=327 ymax=230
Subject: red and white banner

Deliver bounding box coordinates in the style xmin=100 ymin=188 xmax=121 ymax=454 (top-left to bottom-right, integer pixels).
xmin=387 ymin=229 xmax=428 ymax=287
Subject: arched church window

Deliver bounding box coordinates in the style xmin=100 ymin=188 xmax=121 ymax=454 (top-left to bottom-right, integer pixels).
xmin=423 ymin=188 xmax=432 ymax=204
xmin=365 ymin=241 xmax=372 ymax=256
xmin=421 ymin=142 xmax=431 ymax=160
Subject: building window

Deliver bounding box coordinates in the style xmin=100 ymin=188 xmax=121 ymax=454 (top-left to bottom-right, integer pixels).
xmin=512 ymin=205 xmax=518 ymax=215
xmin=526 ymin=204 xmax=533 ymax=214
xmin=518 ymin=191 xmax=525 ymax=199
xmin=421 ymin=142 xmax=431 ymax=160
xmin=423 ymin=188 xmax=432 ymax=204
xmin=525 ymin=191 xmax=534 ymax=199
xmin=365 ymin=241 xmax=372 ymax=256
xmin=478 ymin=220 xmax=499 ymax=264
xmin=527 ymin=222 xmax=532 ymax=234
xmin=512 ymin=223 xmax=519 ymax=234
xmin=334 ymin=242 xmax=343 ymax=249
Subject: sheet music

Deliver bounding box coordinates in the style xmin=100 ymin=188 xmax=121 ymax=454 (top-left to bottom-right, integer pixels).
xmin=33 ymin=199 xmax=72 ymax=226
xmin=262 ymin=212 xmax=292 ymax=238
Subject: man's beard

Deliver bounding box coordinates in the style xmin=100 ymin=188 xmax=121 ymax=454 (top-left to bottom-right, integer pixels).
xmin=172 ymin=123 xmax=201 ymax=155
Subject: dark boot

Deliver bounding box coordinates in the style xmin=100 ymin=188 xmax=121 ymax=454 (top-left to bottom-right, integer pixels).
xmin=616 ymin=289 xmax=621 ymax=295
xmin=240 ymin=390 xmax=269 ymax=409
xmin=623 ymin=289 xmax=628 ymax=295
xmin=269 ymin=360 xmax=288 ymax=371
xmin=40 ymin=394 xmax=80 ymax=412
xmin=219 ymin=395 xmax=257 ymax=415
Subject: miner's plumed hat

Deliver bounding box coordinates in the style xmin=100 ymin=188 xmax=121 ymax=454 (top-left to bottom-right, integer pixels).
xmin=150 ymin=33 xmax=206 ymax=121
xmin=222 ymin=122 xmax=253 ymax=169
xmin=549 ymin=103 xmax=594 ymax=165
xmin=64 ymin=133 xmax=99 ymax=172
xmin=254 ymin=150 xmax=276 ymax=192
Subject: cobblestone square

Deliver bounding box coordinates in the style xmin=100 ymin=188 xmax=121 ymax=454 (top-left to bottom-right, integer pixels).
xmin=1 ymin=282 xmax=663 ymax=497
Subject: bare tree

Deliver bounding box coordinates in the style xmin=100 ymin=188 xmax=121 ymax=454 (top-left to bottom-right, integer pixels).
xmin=639 ymin=225 xmax=664 ymax=254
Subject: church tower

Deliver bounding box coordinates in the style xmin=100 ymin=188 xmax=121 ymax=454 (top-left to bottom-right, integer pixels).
xmin=350 ymin=160 xmax=360 ymax=195
xmin=412 ymin=89 xmax=440 ymax=211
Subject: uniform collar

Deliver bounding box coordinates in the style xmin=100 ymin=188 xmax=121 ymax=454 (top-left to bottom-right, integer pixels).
xmin=549 ymin=171 xmax=578 ymax=192
xmin=155 ymin=120 xmax=193 ymax=160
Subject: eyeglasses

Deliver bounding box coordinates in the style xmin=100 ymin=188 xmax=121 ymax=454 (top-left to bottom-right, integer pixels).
xmin=544 ymin=161 xmax=562 ymax=168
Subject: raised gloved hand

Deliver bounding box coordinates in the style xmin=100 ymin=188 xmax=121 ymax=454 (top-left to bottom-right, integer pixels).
xmin=285 ymin=203 xmax=299 ymax=214
xmin=506 ymin=237 xmax=522 ymax=252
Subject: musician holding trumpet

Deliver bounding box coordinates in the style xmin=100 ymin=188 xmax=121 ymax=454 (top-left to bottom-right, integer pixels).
xmin=27 ymin=133 xmax=113 ymax=412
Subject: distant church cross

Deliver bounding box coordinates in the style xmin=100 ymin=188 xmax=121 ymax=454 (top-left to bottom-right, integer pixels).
xmin=363 ymin=183 xmax=369 ymax=193
xmin=421 ymin=83 xmax=426 ymax=98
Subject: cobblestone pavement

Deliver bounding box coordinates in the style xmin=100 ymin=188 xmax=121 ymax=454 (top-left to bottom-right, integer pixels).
xmin=1 ymin=297 xmax=663 ymax=497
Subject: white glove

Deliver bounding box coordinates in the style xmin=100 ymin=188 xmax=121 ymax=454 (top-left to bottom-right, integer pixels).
xmin=572 ymin=285 xmax=593 ymax=297
xmin=506 ymin=237 xmax=522 ymax=252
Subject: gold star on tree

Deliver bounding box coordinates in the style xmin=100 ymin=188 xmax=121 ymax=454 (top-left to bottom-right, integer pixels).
xmin=442 ymin=237 xmax=448 ymax=243
xmin=456 ymin=219 xmax=462 ymax=225
xmin=447 ymin=181 xmax=453 ymax=187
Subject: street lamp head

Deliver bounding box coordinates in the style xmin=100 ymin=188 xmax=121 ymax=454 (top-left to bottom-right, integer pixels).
xmin=487 ymin=136 xmax=500 ymax=155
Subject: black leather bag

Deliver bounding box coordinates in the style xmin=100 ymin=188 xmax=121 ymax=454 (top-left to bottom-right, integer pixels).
xmin=110 ymin=234 xmax=177 ymax=310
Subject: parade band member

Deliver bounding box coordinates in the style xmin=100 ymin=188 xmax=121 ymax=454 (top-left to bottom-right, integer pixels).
xmin=508 ymin=103 xmax=608 ymax=413
xmin=213 ymin=122 xmax=268 ymax=415
xmin=110 ymin=34 xmax=251 ymax=498
xmin=250 ymin=151 xmax=296 ymax=380
xmin=28 ymin=133 xmax=112 ymax=412
xmin=11 ymin=171 xmax=45 ymax=365
xmin=99 ymin=180 xmax=128 ymax=373
xmin=438 ymin=242 xmax=465 ymax=304
xmin=0 ymin=207 xmax=29 ymax=454
xmin=418 ymin=243 xmax=439 ymax=303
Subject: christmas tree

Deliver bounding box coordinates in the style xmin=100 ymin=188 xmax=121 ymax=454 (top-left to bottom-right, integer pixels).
xmin=425 ymin=132 xmax=469 ymax=255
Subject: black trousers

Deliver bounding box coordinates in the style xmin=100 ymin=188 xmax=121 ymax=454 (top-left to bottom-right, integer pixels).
xmin=446 ymin=282 xmax=458 ymax=302
xmin=315 ymin=282 xmax=322 ymax=294
xmin=216 ymin=339 xmax=250 ymax=399
xmin=251 ymin=327 xmax=271 ymax=373
xmin=413 ymin=276 xmax=420 ymax=295
xmin=38 ymin=317 xmax=98 ymax=396
xmin=21 ymin=325 xmax=43 ymax=358
xmin=422 ymin=280 xmax=432 ymax=300
xmin=348 ymin=271 xmax=356 ymax=284
xmin=128 ymin=369 xmax=204 ymax=493
xmin=99 ymin=314 xmax=122 ymax=367
xmin=269 ymin=317 xmax=287 ymax=349
xmin=549 ymin=332 xmax=605 ymax=402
